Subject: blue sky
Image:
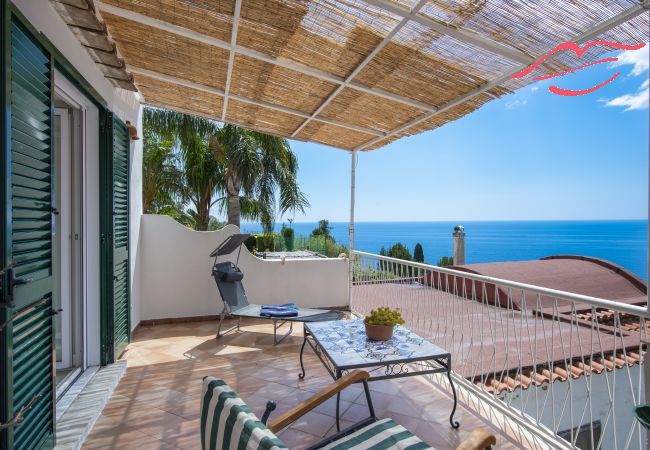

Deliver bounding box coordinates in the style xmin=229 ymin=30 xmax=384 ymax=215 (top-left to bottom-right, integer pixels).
xmin=271 ymin=46 xmax=649 ymax=223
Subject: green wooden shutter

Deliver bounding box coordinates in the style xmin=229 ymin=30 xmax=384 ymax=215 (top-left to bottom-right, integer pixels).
xmin=1 ymin=14 xmax=56 ymax=450
xmin=100 ymin=113 xmax=130 ymax=364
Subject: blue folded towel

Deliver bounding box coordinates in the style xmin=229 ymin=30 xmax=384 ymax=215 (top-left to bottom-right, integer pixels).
xmin=260 ymin=309 xmax=298 ymax=318
xmin=262 ymin=303 xmax=298 ymax=309
xmin=260 ymin=303 xmax=298 ymax=317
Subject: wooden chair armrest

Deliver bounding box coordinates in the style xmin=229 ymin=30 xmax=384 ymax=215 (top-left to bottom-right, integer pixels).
xmin=455 ymin=428 xmax=496 ymax=450
xmin=268 ymin=370 xmax=369 ymax=433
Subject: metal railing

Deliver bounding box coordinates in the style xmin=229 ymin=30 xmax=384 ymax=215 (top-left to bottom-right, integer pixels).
xmin=351 ymin=250 xmax=647 ymax=450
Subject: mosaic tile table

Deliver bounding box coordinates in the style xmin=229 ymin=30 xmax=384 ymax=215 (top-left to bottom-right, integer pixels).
xmin=299 ymin=319 xmax=459 ymax=431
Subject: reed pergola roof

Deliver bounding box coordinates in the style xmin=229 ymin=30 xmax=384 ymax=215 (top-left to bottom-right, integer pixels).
xmin=52 ymin=0 xmax=649 ymax=151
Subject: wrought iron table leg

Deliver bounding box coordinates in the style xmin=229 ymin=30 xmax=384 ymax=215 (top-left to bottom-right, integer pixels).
xmin=445 ymin=360 xmax=460 ymax=429
xmin=298 ymin=333 xmax=307 ymax=380
xmin=336 ymin=392 xmax=341 ymax=432
xmin=335 ymin=370 xmax=342 ymax=432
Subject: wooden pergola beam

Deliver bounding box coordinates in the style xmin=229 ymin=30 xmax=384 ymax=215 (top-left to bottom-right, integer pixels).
xmin=128 ymin=65 xmax=385 ymax=137
xmin=362 ymin=0 xmax=535 ymax=66
xmin=290 ymin=0 xmax=429 ymax=138
xmin=95 ymin=1 xmax=437 ymax=113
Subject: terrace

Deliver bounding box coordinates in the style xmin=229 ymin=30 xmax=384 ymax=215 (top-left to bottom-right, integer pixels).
xmin=1 ymin=0 xmax=648 ymax=449
xmin=67 ymin=227 xmax=650 ymax=449
xmin=82 ymin=319 xmax=528 ymax=449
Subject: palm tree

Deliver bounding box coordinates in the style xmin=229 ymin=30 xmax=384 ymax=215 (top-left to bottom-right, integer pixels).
xmin=142 ymin=130 xmax=178 ymax=213
xmin=144 ymin=108 xmax=223 ymax=231
xmin=212 ymin=124 xmax=309 ymax=230
xmin=143 ymin=108 xmax=309 ymax=231
xmin=142 ymin=128 xmax=193 ymax=225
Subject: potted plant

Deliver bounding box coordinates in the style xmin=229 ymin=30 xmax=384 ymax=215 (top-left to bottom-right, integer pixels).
xmin=281 ymin=224 xmax=295 ymax=251
xmin=364 ymin=307 xmax=405 ymax=341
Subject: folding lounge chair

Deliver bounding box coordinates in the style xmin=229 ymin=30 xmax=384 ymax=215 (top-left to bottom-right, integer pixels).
xmin=200 ymin=370 xmax=497 ymax=449
xmin=211 ymin=233 xmax=343 ymax=344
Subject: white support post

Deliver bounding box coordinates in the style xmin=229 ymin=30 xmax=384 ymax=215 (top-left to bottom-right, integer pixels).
xmin=221 ymin=0 xmax=242 ymax=122
xmin=639 ymin=102 xmax=650 ymax=450
xmin=348 ymin=149 xmax=357 ymax=308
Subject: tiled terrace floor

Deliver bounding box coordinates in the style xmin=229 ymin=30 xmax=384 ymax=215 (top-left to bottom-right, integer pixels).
xmin=83 ymin=319 xmax=526 ymax=449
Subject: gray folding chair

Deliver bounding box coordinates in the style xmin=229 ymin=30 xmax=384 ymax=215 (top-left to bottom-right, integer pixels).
xmin=211 ymin=234 xmax=343 ymax=344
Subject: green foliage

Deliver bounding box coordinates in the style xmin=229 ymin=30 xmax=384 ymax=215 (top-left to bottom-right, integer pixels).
xmin=142 ymin=130 xmax=184 ymax=215
xmin=294 ymin=235 xmax=348 ymax=258
xmin=413 ymin=243 xmax=424 ymax=263
xmin=437 ymin=256 xmax=454 ymax=267
xmin=385 ymin=242 xmax=412 ymax=261
xmin=379 ymin=242 xmax=415 ymax=276
xmin=281 ymin=224 xmax=295 ymax=251
xmin=253 ymin=233 xmax=281 ymax=252
xmin=243 ymin=235 xmax=257 ymax=252
xmin=208 ymin=217 xmax=226 ymax=231
xmin=143 ymin=107 xmax=310 ymax=231
xmin=281 ymin=224 xmax=294 ymax=238
xmin=311 ymin=219 xmax=332 ymax=239
xmin=364 ymin=307 xmax=405 ymax=327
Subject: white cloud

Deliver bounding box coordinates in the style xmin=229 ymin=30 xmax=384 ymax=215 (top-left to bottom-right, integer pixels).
xmin=505 ymin=97 xmax=527 ymax=109
xmin=531 ymin=86 xmax=539 ymax=92
xmin=610 ymin=44 xmax=649 ymax=76
xmin=602 ymin=45 xmax=649 ymax=111
xmin=604 ymin=80 xmax=649 ymax=111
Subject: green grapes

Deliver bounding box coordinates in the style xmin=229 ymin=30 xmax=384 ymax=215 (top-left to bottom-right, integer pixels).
xmin=364 ymin=306 xmax=405 ymax=327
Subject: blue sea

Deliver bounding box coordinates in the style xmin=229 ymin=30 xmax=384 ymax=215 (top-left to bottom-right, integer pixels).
xmin=240 ymin=220 xmax=649 ymax=280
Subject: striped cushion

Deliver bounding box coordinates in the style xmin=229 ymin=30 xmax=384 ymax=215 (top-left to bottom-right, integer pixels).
xmin=200 ymin=377 xmax=288 ymax=450
xmin=322 ymin=418 xmax=434 ymax=450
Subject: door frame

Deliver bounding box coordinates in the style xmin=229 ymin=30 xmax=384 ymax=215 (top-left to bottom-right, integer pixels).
xmin=54 ymin=71 xmax=102 ymax=369
xmin=54 ymin=106 xmax=72 ymax=371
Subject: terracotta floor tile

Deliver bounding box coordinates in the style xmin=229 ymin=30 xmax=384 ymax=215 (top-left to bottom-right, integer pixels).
xmin=277 ymin=427 xmax=320 ymax=449
xmin=81 ymin=320 xmax=529 ymax=450
xmin=289 ymin=410 xmax=337 ymax=436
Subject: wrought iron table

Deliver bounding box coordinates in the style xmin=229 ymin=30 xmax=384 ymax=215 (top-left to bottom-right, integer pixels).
xmin=298 ymin=319 xmax=459 ymax=431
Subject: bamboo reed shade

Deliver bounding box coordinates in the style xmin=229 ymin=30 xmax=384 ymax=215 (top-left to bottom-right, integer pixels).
xmin=52 ymin=0 xmax=649 ymax=151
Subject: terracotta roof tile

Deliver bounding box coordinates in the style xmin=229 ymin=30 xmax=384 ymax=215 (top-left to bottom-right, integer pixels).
xmin=473 ymin=350 xmax=644 ymax=394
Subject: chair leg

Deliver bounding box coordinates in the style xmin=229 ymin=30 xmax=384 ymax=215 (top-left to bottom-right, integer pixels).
xmin=273 ymin=320 xmax=294 ymax=345
xmin=216 ymin=307 xmax=240 ymax=339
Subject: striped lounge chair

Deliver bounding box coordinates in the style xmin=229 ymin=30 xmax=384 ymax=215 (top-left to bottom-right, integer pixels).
xmin=201 ymin=371 xmax=496 ymax=450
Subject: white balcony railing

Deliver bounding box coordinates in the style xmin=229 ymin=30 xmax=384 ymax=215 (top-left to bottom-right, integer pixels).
xmin=351 ymin=250 xmax=647 ymax=450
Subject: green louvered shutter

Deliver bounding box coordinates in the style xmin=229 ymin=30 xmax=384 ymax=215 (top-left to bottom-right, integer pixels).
xmin=1 ymin=15 xmax=56 ymax=450
xmin=111 ymin=117 xmax=130 ymax=360
xmin=100 ymin=113 xmax=130 ymax=364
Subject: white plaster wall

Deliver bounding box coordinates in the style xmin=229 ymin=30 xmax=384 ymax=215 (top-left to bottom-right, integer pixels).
xmin=129 ymin=107 xmax=143 ymax=331
xmin=140 ymin=215 xmax=349 ymax=321
xmin=498 ymin=366 xmax=645 ymax=449
xmin=13 ymin=1 xmax=143 ymax=331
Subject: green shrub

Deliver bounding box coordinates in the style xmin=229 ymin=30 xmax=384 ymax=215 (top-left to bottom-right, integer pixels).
xmin=413 ymin=243 xmax=424 ymax=263
xmin=294 ymin=235 xmax=348 ymax=258
xmin=437 ymin=256 xmax=454 ymax=267
xmin=281 ymin=225 xmax=295 ymax=251
xmin=364 ymin=307 xmax=405 ymax=327
xmin=244 ymin=235 xmax=257 ymax=252
xmin=253 ymin=233 xmax=281 ymax=252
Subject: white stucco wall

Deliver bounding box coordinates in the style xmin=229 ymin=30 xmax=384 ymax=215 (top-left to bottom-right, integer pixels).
xmin=139 ymin=215 xmax=349 ymax=321
xmin=498 ymin=366 xmax=645 ymax=449
xmin=13 ymin=0 xmax=143 ymax=331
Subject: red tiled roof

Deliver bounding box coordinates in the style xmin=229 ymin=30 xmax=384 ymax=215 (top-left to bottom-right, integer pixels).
xmin=447 ymin=256 xmax=647 ymax=394
xmin=474 ymin=350 xmax=644 ymax=394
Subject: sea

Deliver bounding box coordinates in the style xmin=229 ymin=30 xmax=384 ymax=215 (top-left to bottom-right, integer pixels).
xmin=240 ymin=220 xmax=649 ymax=280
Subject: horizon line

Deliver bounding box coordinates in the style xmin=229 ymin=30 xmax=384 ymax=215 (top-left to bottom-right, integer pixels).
xmin=241 ymin=218 xmax=648 ymax=225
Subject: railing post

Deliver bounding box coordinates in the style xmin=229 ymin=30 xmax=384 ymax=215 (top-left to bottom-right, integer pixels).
xmin=348 ymin=149 xmax=356 ymax=308
xmin=641 ymin=139 xmax=650 ymax=450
